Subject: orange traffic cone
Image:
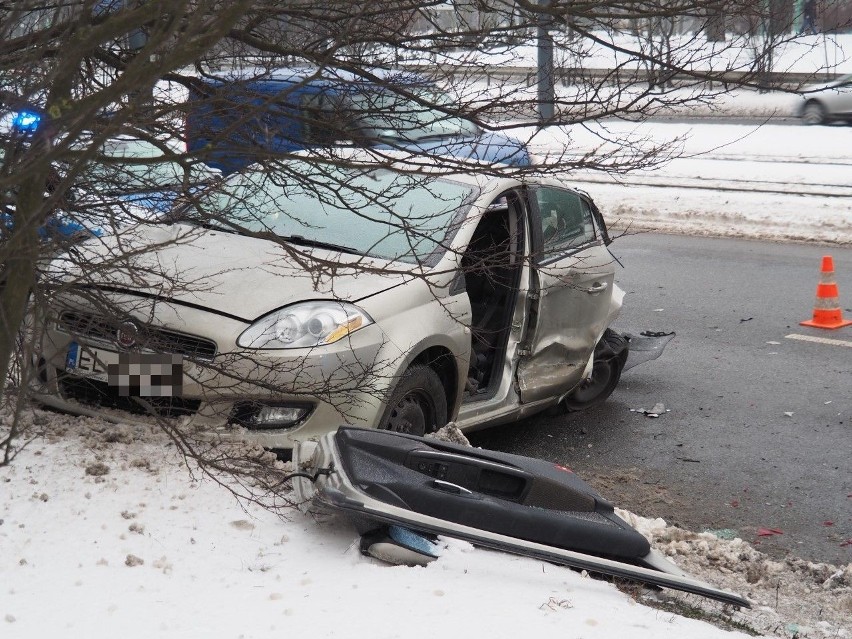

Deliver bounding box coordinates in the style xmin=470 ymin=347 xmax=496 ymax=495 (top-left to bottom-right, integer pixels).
xmin=800 ymin=255 xmax=852 ymax=329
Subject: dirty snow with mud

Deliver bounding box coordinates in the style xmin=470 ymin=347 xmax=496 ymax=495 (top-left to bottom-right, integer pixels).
xmin=1 ymin=410 xmax=850 ymax=639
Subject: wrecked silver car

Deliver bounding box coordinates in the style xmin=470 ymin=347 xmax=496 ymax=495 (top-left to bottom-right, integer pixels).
xmin=33 ymin=158 xmax=653 ymax=450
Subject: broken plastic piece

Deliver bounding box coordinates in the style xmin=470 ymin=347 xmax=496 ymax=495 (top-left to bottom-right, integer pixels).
xmin=705 ymin=529 xmax=738 ymax=540
xmin=622 ymin=331 xmax=675 ymax=372
xmin=361 ymin=525 xmax=441 ymax=567
xmin=630 ymin=403 xmax=669 ymax=418
xmin=756 ymin=528 xmax=783 ymax=537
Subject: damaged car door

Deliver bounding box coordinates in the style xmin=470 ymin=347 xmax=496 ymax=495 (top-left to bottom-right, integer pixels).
xmin=515 ymin=186 xmax=616 ymax=404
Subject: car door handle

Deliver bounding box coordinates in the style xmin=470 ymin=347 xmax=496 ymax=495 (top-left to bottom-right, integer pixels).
xmin=431 ymin=479 xmax=473 ymax=495
xmin=579 ymin=282 xmax=608 ymax=294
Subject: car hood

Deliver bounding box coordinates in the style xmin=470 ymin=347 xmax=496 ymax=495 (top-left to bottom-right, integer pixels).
xmin=64 ymin=223 xmax=414 ymax=322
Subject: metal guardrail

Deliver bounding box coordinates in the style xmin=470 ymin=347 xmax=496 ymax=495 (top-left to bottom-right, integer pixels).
xmin=401 ymin=64 xmax=839 ymax=91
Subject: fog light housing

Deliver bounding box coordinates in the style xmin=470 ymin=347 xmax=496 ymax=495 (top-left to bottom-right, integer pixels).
xmin=230 ymin=401 xmax=313 ymax=430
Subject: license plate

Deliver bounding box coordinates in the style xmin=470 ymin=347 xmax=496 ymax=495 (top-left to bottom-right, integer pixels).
xmin=66 ymin=343 xmax=117 ymax=382
xmin=66 ymin=343 xmax=183 ymax=397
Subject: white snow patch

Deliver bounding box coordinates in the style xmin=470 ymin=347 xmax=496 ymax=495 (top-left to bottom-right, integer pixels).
xmin=1 ymin=410 xmax=850 ymax=638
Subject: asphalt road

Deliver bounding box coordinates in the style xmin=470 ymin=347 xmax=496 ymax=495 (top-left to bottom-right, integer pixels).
xmin=469 ymin=233 xmax=852 ymax=566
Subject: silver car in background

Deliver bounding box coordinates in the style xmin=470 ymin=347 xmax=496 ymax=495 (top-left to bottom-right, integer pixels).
xmin=795 ymin=73 xmax=852 ymax=125
xmin=33 ymin=157 xmax=625 ymax=451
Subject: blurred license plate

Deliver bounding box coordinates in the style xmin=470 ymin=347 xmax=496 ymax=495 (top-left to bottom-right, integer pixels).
xmin=65 ymin=344 xmax=184 ymax=397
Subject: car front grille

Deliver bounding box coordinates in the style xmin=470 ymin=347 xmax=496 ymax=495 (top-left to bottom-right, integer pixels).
xmin=58 ymin=372 xmax=201 ymax=418
xmin=57 ymin=311 xmax=217 ymax=360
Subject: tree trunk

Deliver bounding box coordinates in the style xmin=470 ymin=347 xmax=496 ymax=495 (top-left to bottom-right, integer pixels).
xmin=706 ymin=8 xmax=726 ymax=42
xmin=0 ymin=172 xmax=48 ymax=399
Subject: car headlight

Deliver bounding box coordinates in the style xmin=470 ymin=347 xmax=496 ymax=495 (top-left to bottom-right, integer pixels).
xmin=237 ymin=301 xmax=374 ymax=349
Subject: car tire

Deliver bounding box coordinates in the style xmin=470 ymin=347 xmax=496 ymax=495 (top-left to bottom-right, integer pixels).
xmin=378 ymin=364 xmax=447 ymax=437
xmin=561 ymin=330 xmax=626 ymax=411
xmin=801 ymin=101 xmax=826 ymax=125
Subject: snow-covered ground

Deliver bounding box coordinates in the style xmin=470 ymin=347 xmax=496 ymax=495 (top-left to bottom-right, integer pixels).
xmin=2 ymin=410 xmax=850 ymax=639
xmin=517 ymin=99 xmax=852 ymax=246
xmin=431 ymin=31 xmax=852 ymax=77
xmin=450 ymin=31 xmax=852 ymax=246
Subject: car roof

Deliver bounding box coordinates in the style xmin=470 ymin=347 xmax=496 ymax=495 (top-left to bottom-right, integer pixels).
xmin=203 ymin=66 xmax=428 ymax=90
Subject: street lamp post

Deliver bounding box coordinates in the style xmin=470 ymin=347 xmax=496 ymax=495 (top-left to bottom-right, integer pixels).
xmin=537 ymin=0 xmax=554 ymax=122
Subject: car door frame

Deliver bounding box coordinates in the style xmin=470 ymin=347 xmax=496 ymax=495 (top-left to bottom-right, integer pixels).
xmin=454 ymin=186 xmax=539 ymax=428
xmin=514 ymin=185 xmax=616 ymax=405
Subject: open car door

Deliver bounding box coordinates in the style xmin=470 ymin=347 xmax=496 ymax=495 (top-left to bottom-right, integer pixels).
xmin=516 ymin=186 xmax=616 ymax=404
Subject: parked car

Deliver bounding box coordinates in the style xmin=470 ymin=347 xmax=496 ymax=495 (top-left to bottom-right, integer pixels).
xmin=33 ymin=154 xmax=623 ymax=451
xmin=794 ymin=73 xmax=852 ymax=125
xmin=1 ymin=164 xmax=92 ymax=243
xmin=1 ymin=134 xmax=220 ymax=242
xmin=69 ymin=136 xmax=221 ymax=229
xmin=186 ymin=68 xmax=531 ymax=174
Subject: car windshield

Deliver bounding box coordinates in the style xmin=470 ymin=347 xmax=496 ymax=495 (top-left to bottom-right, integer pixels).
xmin=343 ymin=88 xmax=480 ymax=143
xmin=194 ymin=162 xmax=475 ymax=264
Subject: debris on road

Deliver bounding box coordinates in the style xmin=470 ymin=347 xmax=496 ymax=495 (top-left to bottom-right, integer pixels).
xmin=631 ymin=402 xmax=669 ymax=418
xmin=705 ymin=529 xmax=739 ymax=540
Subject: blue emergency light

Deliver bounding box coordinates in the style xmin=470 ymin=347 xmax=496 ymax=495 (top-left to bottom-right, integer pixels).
xmin=11 ymin=110 xmax=42 ymax=133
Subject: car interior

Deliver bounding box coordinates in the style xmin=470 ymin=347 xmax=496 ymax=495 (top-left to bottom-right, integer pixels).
xmin=460 ymin=191 xmax=524 ymax=399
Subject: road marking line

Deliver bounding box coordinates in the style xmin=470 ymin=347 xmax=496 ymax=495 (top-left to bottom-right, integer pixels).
xmin=785 ymin=333 xmax=852 ymax=348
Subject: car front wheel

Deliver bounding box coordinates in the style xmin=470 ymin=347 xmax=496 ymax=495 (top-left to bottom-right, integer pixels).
xmin=801 ymin=101 xmax=826 ymax=125
xmin=378 ymin=364 xmax=447 ymax=436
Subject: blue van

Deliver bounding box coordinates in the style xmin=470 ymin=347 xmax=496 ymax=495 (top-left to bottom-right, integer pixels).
xmin=186 ymin=68 xmax=531 ymax=174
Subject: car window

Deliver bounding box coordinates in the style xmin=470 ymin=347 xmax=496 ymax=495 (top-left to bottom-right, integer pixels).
xmin=344 ymin=88 xmax=478 ymax=142
xmin=197 ymin=162 xmax=476 ymax=265
xmin=535 ymin=187 xmax=596 ymax=256
xmin=301 ymin=92 xmax=349 ymax=145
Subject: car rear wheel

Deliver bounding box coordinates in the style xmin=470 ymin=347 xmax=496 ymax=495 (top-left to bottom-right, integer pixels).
xmin=801 ymin=101 xmax=826 ymax=125
xmin=378 ymin=364 xmax=447 ymax=437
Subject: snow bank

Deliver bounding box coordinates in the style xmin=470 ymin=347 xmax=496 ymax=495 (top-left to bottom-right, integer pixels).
xmin=2 ymin=411 xmax=850 ymax=638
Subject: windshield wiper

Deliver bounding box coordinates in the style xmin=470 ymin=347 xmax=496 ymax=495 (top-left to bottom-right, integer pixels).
xmin=283 ymin=234 xmax=364 ymax=256
xmin=167 ymin=212 xmax=247 ymax=236
xmin=201 ymin=221 xmax=248 ymax=236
